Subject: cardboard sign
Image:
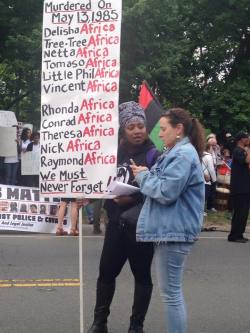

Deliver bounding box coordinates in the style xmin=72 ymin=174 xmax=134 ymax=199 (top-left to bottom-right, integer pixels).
xmin=40 ymin=0 xmax=122 ymax=198
xmin=21 ymin=150 xmax=40 ymax=175
xmin=0 ymin=127 xmax=17 ymax=157
xmin=0 ymin=111 xmax=18 ymax=127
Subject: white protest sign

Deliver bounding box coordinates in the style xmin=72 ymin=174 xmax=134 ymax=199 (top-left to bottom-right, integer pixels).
xmin=0 ymin=111 xmax=18 ymax=127
xmin=40 ymin=0 xmax=122 ymax=198
xmin=21 ymin=150 xmax=40 ymax=175
xmin=0 ymin=127 xmax=17 ymax=157
xmin=0 ymin=185 xmax=69 ymax=233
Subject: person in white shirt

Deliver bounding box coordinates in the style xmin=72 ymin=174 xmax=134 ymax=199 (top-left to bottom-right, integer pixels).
xmin=202 ymin=143 xmax=217 ymax=213
xmin=19 ymin=127 xmax=32 ymax=186
xmin=20 ymin=127 xmax=32 ymax=152
xmin=206 ymin=134 xmax=221 ymax=212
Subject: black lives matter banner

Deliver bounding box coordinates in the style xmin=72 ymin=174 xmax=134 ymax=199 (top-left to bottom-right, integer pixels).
xmin=41 ymin=0 xmax=122 ymax=197
xmin=0 ymin=185 xmax=69 ymax=233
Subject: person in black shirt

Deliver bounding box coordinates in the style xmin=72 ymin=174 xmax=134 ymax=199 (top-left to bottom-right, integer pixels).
xmin=87 ymin=102 xmax=159 ymax=333
xmin=228 ymin=131 xmax=250 ymax=243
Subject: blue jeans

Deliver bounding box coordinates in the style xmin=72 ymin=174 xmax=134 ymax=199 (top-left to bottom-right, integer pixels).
xmin=155 ymin=242 xmax=193 ymax=333
xmin=85 ymin=204 xmax=94 ymax=223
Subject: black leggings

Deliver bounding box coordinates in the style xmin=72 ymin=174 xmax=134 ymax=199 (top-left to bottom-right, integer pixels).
xmin=229 ymin=193 xmax=250 ymax=239
xmin=98 ymin=222 xmax=154 ymax=286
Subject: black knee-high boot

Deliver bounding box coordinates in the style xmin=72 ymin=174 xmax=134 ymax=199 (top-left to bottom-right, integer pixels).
xmin=87 ymin=280 xmax=115 ymax=333
xmin=128 ymin=283 xmax=153 ymax=333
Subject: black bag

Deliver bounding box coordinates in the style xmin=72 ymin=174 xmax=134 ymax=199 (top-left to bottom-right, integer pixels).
xmin=119 ymin=147 xmax=158 ymax=229
xmin=119 ymin=202 xmax=143 ymax=228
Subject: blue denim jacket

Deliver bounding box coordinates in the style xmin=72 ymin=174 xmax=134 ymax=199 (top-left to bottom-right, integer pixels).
xmin=135 ymin=137 xmax=205 ymax=243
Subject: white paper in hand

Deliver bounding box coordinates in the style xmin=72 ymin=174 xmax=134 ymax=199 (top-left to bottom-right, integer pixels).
xmin=107 ymin=181 xmax=140 ymax=196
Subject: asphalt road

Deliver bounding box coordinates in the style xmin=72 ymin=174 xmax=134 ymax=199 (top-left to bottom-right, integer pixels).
xmin=0 ymin=226 xmax=249 ymax=333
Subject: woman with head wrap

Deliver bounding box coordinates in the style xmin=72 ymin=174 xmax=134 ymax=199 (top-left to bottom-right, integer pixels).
xmin=87 ymin=102 xmax=160 ymax=333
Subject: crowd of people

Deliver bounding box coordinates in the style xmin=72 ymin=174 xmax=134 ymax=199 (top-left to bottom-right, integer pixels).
xmin=201 ymin=131 xmax=250 ymax=243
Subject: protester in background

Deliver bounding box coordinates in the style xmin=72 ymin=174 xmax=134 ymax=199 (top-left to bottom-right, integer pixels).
xmin=221 ymin=148 xmax=232 ymax=168
xmin=56 ymin=199 xmax=78 ymax=236
xmin=87 ymin=102 xmax=159 ymax=333
xmin=20 ymin=128 xmax=32 ymax=152
xmin=19 ymin=127 xmax=32 ymax=186
xmin=26 ymin=132 xmax=40 ymax=152
xmin=207 ymin=133 xmax=222 ymax=167
xmin=228 ymin=131 xmax=250 ymax=243
xmin=25 ymin=132 xmax=40 ymax=187
xmin=202 ymin=143 xmax=217 ymax=215
xmin=223 ymin=133 xmax=235 ymax=156
xmin=4 ymin=125 xmax=20 ymax=185
xmin=131 ymin=108 xmax=205 ymax=333
xmin=206 ymin=134 xmax=221 ymax=212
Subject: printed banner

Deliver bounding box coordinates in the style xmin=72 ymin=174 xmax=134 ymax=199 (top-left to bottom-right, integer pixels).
xmin=21 ymin=151 xmax=40 ymax=175
xmin=0 ymin=184 xmax=69 ymax=233
xmin=40 ymin=0 xmax=122 ymax=198
xmin=0 ymin=111 xmax=18 ymax=127
xmin=0 ymin=127 xmax=17 ymax=157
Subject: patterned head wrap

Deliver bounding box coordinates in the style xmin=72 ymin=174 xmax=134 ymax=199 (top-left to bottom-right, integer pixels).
xmin=119 ymin=101 xmax=146 ymax=129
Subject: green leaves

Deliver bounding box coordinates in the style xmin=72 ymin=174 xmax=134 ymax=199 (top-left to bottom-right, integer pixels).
xmin=0 ymin=0 xmax=43 ymax=126
xmin=0 ymin=0 xmax=249 ymax=132
xmin=121 ymin=0 xmax=250 ymax=133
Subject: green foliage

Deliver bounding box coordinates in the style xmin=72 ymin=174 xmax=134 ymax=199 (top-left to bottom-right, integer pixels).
xmin=121 ymin=0 xmax=250 ymax=134
xmin=0 ymin=0 xmax=249 ymax=134
xmin=0 ymin=0 xmax=43 ymax=128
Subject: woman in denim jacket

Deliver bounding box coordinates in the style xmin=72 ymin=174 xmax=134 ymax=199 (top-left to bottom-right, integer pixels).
xmin=131 ymin=108 xmax=205 ymax=333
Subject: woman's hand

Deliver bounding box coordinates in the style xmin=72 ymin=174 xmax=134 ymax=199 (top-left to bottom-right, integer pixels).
xmin=130 ymin=165 xmax=148 ymax=177
xmin=130 ymin=159 xmax=148 ymax=177
xmin=130 ymin=158 xmax=148 ymax=177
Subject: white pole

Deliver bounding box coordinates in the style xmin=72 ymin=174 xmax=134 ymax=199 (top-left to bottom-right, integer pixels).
xmin=79 ymin=207 xmax=84 ymax=333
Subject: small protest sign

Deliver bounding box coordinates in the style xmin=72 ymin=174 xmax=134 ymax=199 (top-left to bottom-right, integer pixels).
xmin=0 ymin=111 xmax=18 ymax=127
xmin=21 ymin=151 xmax=40 ymax=175
xmin=0 ymin=127 xmax=17 ymax=157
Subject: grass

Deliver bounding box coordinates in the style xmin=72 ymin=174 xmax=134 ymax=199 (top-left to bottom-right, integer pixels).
xmin=203 ymin=210 xmax=250 ymax=231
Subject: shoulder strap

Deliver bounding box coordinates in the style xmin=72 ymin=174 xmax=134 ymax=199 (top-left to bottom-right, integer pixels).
xmin=202 ymin=160 xmax=212 ymax=179
xmin=146 ymin=147 xmax=158 ymax=168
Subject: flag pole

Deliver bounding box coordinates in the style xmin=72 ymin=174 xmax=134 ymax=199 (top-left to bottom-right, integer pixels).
xmin=79 ymin=206 xmax=84 ymax=333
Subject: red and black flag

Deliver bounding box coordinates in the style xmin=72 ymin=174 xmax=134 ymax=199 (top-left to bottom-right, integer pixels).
xmin=139 ymin=81 xmax=164 ymax=149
